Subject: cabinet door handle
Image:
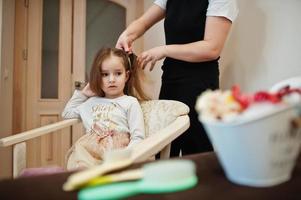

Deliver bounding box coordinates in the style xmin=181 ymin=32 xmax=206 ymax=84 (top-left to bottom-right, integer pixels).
xmin=74 ymin=81 xmax=86 ymax=90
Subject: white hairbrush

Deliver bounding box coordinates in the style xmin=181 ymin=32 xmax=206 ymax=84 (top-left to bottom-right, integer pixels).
xmin=78 ymin=159 xmax=197 ymax=200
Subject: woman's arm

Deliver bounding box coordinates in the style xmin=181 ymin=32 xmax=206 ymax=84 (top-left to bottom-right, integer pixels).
xmin=138 ymin=16 xmax=233 ymax=70
xmin=116 ymin=4 xmax=165 ymax=52
xmin=166 ymin=16 xmax=232 ymax=62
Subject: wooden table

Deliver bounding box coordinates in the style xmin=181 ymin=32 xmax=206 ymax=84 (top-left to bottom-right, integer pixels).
xmin=0 ymin=152 xmax=300 ymax=200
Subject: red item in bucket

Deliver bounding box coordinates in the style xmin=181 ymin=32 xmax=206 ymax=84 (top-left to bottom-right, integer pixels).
xmin=231 ymin=85 xmax=251 ymax=109
xmin=253 ymin=91 xmax=281 ymax=103
xmin=231 ymin=85 xmax=301 ymax=110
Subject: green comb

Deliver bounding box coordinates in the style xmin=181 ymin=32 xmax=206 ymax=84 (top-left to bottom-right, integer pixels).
xmin=78 ymin=159 xmax=197 ymax=200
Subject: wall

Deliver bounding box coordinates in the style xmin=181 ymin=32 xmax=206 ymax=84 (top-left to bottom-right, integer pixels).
xmin=86 ymin=0 xmax=125 ymax=76
xmin=142 ymin=0 xmax=164 ymax=99
xmin=220 ymin=0 xmax=301 ymax=92
xmin=142 ymin=0 xmax=301 ymax=97
xmin=0 ymin=0 xmax=2 ymax=86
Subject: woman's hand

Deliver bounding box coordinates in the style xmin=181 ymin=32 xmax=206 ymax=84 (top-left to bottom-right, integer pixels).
xmin=115 ymin=32 xmax=133 ymax=53
xmin=81 ymin=83 xmax=96 ymax=97
xmin=138 ymin=46 xmax=167 ymax=71
xmin=116 ymin=4 xmax=165 ymax=54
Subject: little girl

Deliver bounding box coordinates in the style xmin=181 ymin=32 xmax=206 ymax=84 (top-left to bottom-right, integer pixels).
xmin=62 ymin=47 xmax=149 ymax=170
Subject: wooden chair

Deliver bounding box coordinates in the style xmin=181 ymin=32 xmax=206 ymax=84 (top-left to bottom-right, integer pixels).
xmin=0 ymin=100 xmax=190 ymax=177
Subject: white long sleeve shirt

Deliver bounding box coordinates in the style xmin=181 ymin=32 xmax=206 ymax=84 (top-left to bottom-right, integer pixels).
xmin=62 ymin=90 xmax=145 ymax=147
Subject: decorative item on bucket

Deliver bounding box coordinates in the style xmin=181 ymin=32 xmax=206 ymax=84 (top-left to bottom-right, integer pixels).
xmin=195 ymin=81 xmax=301 ymax=187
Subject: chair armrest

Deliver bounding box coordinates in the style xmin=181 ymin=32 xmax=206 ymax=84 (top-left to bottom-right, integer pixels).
xmin=130 ymin=115 xmax=190 ymax=163
xmin=0 ymin=119 xmax=80 ymax=147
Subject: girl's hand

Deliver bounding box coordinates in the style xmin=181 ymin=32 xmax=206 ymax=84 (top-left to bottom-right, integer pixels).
xmin=115 ymin=32 xmax=133 ymax=53
xmin=81 ymin=83 xmax=96 ymax=97
xmin=138 ymin=46 xmax=166 ymax=71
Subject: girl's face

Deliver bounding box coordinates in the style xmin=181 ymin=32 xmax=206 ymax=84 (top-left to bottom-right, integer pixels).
xmin=100 ymin=55 xmax=129 ymax=99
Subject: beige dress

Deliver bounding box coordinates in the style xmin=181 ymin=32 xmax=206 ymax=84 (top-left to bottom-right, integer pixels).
xmin=62 ymin=91 xmax=145 ymax=170
xmin=65 ymin=128 xmax=130 ymax=170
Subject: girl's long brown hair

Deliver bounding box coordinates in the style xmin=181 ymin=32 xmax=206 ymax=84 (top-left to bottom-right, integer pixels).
xmin=89 ymin=47 xmax=150 ymax=101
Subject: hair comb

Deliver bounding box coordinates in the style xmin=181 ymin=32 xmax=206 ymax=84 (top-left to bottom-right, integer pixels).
xmin=127 ymin=52 xmax=137 ymax=69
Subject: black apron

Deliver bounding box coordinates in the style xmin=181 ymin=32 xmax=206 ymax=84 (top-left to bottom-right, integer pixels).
xmin=159 ymin=0 xmax=219 ymax=156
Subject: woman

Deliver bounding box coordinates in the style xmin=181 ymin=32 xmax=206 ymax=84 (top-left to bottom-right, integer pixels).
xmin=116 ymin=0 xmax=238 ymax=156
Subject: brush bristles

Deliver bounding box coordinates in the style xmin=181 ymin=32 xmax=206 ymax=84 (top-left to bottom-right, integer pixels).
xmin=143 ymin=159 xmax=196 ymax=182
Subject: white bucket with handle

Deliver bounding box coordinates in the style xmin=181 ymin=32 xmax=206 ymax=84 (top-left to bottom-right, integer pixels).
xmin=200 ymin=77 xmax=301 ymax=187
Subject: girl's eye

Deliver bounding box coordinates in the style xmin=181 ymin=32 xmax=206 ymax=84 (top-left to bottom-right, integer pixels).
xmin=116 ymin=72 xmax=122 ymax=76
xmin=101 ymin=73 xmax=108 ymax=77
